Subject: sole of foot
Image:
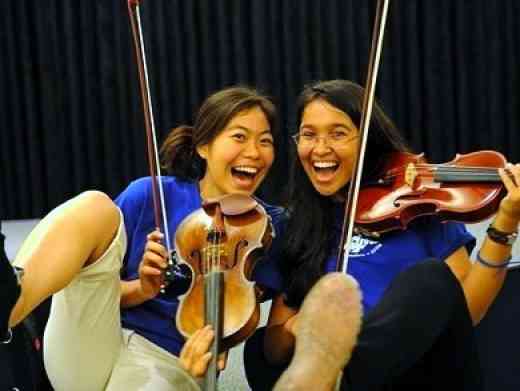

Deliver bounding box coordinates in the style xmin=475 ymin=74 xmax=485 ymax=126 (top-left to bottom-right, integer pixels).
xmin=274 ymin=273 xmax=362 ymax=391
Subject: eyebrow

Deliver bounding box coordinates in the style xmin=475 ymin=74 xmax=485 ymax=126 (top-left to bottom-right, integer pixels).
xmin=228 ymin=126 xmax=272 ymax=135
xmin=299 ymin=122 xmax=354 ymax=130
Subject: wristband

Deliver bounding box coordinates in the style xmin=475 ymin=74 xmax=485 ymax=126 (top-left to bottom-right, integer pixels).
xmin=476 ymin=251 xmax=511 ymax=269
xmin=486 ymin=226 xmax=518 ymax=246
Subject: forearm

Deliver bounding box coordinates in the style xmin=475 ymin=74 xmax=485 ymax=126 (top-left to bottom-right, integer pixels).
xmin=263 ymin=323 xmax=296 ymax=365
xmin=462 ymin=210 xmax=517 ymax=325
xmin=120 ymin=279 xmax=151 ymax=308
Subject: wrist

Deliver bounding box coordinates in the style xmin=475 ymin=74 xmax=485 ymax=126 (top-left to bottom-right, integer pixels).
xmin=486 ymin=225 xmax=518 ymax=246
xmin=493 ymin=209 xmax=520 ymax=233
xmin=137 ymin=281 xmax=155 ymax=301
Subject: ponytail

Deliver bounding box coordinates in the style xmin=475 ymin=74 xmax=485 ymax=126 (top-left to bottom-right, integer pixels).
xmin=160 ymin=125 xmax=205 ymax=181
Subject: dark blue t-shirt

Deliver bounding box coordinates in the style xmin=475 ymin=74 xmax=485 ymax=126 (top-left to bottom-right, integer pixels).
xmin=115 ymin=176 xmax=286 ymax=356
xmin=325 ymin=216 xmax=476 ymax=315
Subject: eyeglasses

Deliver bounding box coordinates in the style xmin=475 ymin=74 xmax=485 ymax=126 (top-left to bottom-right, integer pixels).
xmin=291 ymin=130 xmax=358 ymax=148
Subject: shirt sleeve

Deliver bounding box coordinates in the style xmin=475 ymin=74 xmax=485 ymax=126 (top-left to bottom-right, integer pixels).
xmin=251 ymin=205 xmax=288 ymax=300
xmin=417 ymin=218 xmax=476 ymax=261
xmin=114 ymin=178 xmax=150 ymax=278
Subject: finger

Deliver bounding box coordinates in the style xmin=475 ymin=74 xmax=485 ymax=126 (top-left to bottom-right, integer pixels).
xmin=193 ymin=352 xmax=212 ymax=378
xmin=499 ymin=167 xmax=517 ymax=193
xmin=140 ymin=265 xmax=162 ymax=276
xmin=147 ymin=230 xmax=164 ymax=242
xmin=192 ymin=326 xmax=214 ymax=356
xmin=512 ymin=163 xmax=520 ymax=187
xmin=144 ymin=240 xmax=168 ymax=259
xmin=181 ymin=326 xmax=211 ymax=359
xmin=218 ymin=350 xmax=228 ymax=370
xmin=180 ymin=328 xmax=206 ymax=368
xmin=142 ymin=252 xmax=167 ymax=269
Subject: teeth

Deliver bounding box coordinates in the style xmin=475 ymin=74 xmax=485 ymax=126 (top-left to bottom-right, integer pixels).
xmin=313 ymin=161 xmax=338 ymax=169
xmin=234 ymin=166 xmax=258 ymax=174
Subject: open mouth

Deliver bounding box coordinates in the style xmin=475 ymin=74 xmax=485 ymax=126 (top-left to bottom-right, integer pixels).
xmin=313 ymin=161 xmax=339 ymax=175
xmin=231 ymin=166 xmax=260 ymax=188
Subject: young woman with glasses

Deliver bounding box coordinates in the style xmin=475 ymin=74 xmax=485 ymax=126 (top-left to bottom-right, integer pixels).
xmin=245 ymin=79 xmax=520 ymax=391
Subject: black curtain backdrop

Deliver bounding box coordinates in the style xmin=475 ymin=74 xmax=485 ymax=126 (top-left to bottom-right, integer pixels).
xmin=1 ymin=0 xmax=519 ymax=219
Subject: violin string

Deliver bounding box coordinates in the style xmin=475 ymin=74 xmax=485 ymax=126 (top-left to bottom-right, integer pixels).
xmin=381 ymin=165 xmax=501 ymax=180
xmin=385 ymin=166 xmax=499 ymax=175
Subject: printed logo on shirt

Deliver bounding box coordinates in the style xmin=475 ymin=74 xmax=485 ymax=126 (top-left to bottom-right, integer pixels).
xmin=346 ymin=234 xmax=382 ymax=257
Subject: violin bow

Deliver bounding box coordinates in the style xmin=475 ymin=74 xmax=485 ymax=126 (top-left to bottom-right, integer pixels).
xmin=127 ymin=3 xmax=219 ymax=389
xmin=336 ymin=0 xmax=390 ymax=274
xmin=127 ymin=0 xmax=183 ymax=291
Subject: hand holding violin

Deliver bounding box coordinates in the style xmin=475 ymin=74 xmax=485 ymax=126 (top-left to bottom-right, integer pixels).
xmin=179 ymin=325 xmax=228 ymax=378
xmin=497 ymin=163 xmax=520 ymax=225
xmin=138 ymin=230 xmax=168 ymax=300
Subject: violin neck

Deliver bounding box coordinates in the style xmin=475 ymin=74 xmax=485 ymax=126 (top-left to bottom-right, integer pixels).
xmin=435 ymin=167 xmax=501 ymax=183
xmin=204 ymin=271 xmax=224 ymax=391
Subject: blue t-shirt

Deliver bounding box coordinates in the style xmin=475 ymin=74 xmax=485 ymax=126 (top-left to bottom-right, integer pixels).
xmin=325 ymin=215 xmax=476 ymax=315
xmin=115 ymin=176 xmax=286 ymax=356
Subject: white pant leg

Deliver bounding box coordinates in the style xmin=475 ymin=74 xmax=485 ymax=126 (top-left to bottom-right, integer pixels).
xmin=106 ymin=330 xmax=201 ymax=391
xmin=43 ymin=212 xmax=127 ymax=391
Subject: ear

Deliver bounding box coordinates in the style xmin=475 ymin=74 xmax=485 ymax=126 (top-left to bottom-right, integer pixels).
xmin=196 ymin=144 xmax=208 ymax=160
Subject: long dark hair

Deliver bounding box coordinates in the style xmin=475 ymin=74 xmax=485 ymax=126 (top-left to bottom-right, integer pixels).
xmin=283 ymin=80 xmax=410 ymax=308
xmin=160 ymin=86 xmax=276 ymax=181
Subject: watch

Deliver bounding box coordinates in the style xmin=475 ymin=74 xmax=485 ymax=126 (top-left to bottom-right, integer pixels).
xmin=486 ymin=226 xmax=518 ymax=246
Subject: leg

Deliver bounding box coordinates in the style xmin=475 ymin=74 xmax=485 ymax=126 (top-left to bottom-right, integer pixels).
xmin=274 ymin=273 xmax=362 ymax=391
xmin=106 ymin=330 xmax=201 ymax=391
xmin=342 ymin=260 xmax=481 ymax=390
xmin=7 ymin=191 xmax=120 ymax=327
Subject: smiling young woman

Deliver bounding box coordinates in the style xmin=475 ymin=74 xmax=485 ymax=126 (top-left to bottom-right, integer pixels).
xmin=1 ymin=86 xmax=287 ymax=391
xmin=245 ymin=79 xmax=520 ymax=391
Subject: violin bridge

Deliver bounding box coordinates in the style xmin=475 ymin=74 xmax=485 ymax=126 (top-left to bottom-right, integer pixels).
xmin=405 ymin=162 xmax=418 ymax=187
xmin=201 ymin=245 xmax=229 ymax=271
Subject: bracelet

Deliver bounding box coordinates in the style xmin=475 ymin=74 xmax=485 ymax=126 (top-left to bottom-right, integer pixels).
xmin=486 ymin=225 xmax=518 ymax=246
xmin=476 ymin=251 xmax=511 ymax=269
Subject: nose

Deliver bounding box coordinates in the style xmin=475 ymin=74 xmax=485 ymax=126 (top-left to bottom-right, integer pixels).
xmin=312 ymin=136 xmax=332 ymax=154
xmin=243 ymin=139 xmax=260 ymax=158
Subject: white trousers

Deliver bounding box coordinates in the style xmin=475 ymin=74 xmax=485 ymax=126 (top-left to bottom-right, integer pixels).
xmin=38 ymin=212 xmax=200 ymax=391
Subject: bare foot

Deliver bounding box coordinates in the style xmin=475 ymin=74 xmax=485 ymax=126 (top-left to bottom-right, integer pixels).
xmin=274 ymin=273 xmax=362 ymax=391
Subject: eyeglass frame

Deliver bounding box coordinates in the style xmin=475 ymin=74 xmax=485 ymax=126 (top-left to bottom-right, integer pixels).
xmin=290 ymin=130 xmax=359 ymax=148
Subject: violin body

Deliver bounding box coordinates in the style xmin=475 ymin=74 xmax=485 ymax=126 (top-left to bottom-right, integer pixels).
xmin=356 ymin=150 xmax=507 ymax=234
xmin=175 ymin=195 xmax=272 ymax=351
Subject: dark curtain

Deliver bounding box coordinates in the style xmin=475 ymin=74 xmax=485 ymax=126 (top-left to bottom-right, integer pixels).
xmin=1 ymin=0 xmax=519 ymax=219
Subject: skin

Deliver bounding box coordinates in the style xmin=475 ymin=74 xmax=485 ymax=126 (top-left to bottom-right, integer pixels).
xmin=264 ymin=97 xmax=520 ymax=378
xmin=197 ymin=106 xmax=275 ymax=199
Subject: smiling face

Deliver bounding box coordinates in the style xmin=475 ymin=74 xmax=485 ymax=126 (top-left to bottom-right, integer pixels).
xmin=197 ymin=106 xmax=275 ymax=199
xmin=297 ymin=99 xmax=360 ymax=198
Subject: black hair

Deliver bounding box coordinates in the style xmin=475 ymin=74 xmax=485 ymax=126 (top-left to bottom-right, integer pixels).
xmin=283 ymin=79 xmax=409 ymax=308
xmin=160 ymin=86 xmax=276 ymax=181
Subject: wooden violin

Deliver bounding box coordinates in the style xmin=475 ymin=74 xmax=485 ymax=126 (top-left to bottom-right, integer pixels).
xmin=175 ymin=194 xmax=273 ymax=389
xmin=355 ymin=150 xmax=508 ymax=235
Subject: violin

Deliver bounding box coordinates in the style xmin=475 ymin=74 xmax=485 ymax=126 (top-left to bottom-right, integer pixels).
xmin=355 ymin=150 xmax=507 ymax=235
xmin=175 ymin=194 xmax=272 ymax=388
xmin=175 ymin=194 xmax=272 ymax=345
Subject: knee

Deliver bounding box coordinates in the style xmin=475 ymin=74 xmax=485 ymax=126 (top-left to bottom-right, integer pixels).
xmin=403 ymin=260 xmax=461 ymax=299
xmin=75 ymin=191 xmax=120 ymax=229
xmin=78 ymin=191 xmax=117 ymax=213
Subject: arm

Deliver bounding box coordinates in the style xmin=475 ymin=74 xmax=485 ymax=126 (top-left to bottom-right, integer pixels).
xmin=120 ymin=230 xmax=167 ymax=308
xmin=263 ymin=294 xmax=299 ymax=365
xmin=446 ymin=164 xmax=520 ymax=325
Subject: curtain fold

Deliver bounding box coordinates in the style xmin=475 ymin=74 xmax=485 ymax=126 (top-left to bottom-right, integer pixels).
xmin=1 ymin=0 xmax=519 ymax=219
